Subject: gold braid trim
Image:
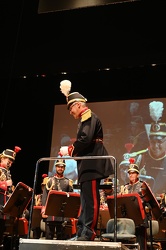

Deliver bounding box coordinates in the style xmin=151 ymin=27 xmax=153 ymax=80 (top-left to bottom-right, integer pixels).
xmin=81 ymin=109 xmax=91 ymax=122
xmin=120 ymin=185 xmax=129 ymax=194
xmin=69 ymin=179 xmax=73 ymax=188
xmin=0 ymin=169 xmax=6 ymax=181
xmin=45 ymin=177 xmax=55 ymax=191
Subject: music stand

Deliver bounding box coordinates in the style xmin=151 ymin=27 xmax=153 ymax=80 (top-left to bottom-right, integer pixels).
xmin=45 ymin=190 xmax=80 ymax=218
xmin=141 ymin=181 xmax=162 ymax=220
xmin=140 ymin=181 xmax=163 ymax=249
xmin=107 ymin=193 xmax=146 ymax=227
xmin=3 ymin=182 xmax=33 ymax=218
xmin=3 ymin=182 xmax=33 ymax=249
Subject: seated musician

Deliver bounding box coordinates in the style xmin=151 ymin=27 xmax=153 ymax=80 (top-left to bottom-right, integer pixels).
xmin=0 ymin=147 xmax=21 ymax=250
xmin=120 ymin=158 xmax=150 ymax=250
xmin=41 ymin=159 xmax=74 ymax=240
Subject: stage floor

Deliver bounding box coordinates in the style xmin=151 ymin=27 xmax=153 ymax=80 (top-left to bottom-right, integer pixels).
xmin=19 ymin=238 xmax=129 ymax=250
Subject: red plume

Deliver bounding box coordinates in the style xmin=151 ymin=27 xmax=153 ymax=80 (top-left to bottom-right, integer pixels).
xmin=42 ymin=174 xmax=48 ymax=178
xmin=129 ymin=158 xmax=135 ymax=164
xmin=14 ymin=146 xmax=21 ymax=153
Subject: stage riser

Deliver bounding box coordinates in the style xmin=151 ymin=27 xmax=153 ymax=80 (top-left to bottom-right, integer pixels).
xmin=19 ymin=238 xmax=128 ymax=250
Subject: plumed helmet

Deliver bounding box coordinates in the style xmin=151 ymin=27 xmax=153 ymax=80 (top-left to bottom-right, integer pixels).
xmin=149 ymin=122 xmax=166 ymax=137
xmin=55 ymin=159 xmax=66 ymax=167
xmin=59 ymin=80 xmax=87 ymax=109
xmin=127 ymin=158 xmax=139 ymax=174
xmin=0 ymin=146 xmax=21 ymax=161
xmin=149 ymin=101 xmax=166 ymax=137
xmin=67 ymin=92 xmax=87 ymax=110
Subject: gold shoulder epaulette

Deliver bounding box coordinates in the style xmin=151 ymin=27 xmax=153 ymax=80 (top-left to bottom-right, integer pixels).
xmin=81 ymin=109 xmax=91 ymax=122
xmin=69 ymin=179 xmax=73 ymax=187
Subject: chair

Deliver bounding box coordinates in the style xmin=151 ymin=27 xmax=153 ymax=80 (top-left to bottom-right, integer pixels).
xmin=101 ymin=218 xmax=140 ymax=249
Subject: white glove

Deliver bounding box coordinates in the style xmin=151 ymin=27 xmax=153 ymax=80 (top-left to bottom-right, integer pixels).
xmin=6 ymin=179 xmax=12 ymax=186
xmin=60 ymin=146 xmax=69 ymax=156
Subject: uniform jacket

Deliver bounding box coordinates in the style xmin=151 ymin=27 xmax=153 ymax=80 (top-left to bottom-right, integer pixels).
xmin=0 ymin=167 xmax=13 ymax=219
xmin=120 ymin=179 xmax=144 ymax=195
xmin=72 ymin=109 xmax=114 ymax=183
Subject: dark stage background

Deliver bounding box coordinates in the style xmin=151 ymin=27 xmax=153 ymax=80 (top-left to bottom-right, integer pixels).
xmin=1 ymin=0 xmax=166 ymax=193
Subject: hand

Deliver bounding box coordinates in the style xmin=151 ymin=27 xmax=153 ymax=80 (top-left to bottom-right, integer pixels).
xmin=0 ymin=181 xmax=7 ymax=191
xmin=6 ymin=179 xmax=12 ymax=186
xmin=41 ymin=213 xmax=48 ymax=219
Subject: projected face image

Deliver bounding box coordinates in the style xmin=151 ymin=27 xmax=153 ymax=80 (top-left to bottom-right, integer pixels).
xmin=50 ymin=98 xmax=166 ymax=196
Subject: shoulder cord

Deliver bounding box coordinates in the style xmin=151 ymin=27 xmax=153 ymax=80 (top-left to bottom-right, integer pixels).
xmin=45 ymin=177 xmax=56 ymax=191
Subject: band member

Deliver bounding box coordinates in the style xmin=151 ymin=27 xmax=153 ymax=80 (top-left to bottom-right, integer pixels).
xmin=41 ymin=159 xmax=73 ymax=240
xmin=0 ymin=146 xmax=21 ymax=250
xmin=120 ymin=158 xmax=150 ymax=250
xmin=59 ymin=80 xmax=114 ymax=241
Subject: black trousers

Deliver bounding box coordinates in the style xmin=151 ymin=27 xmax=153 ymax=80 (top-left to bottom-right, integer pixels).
xmin=45 ymin=221 xmax=69 ymax=240
xmin=77 ymin=179 xmax=101 ymax=240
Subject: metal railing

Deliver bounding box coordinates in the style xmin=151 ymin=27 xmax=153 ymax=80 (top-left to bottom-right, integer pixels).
xmin=27 ymin=155 xmax=118 ymax=241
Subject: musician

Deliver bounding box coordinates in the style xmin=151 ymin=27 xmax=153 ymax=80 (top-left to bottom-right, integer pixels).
xmin=0 ymin=147 xmax=21 ymax=250
xmin=59 ymin=80 xmax=114 ymax=241
xmin=41 ymin=159 xmax=73 ymax=240
xmin=120 ymin=158 xmax=149 ymax=250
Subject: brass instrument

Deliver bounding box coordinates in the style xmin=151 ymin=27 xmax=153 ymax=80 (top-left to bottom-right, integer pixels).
xmin=0 ymin=168 xmax=7 ymax=181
